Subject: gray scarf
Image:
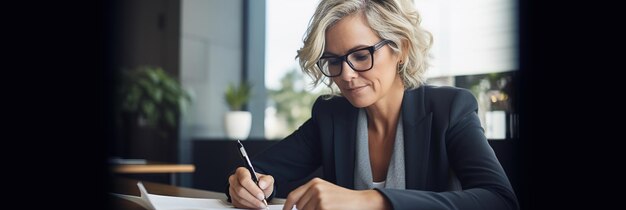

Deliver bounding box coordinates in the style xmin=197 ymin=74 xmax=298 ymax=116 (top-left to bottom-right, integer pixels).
xmin=354 ymin=109 xmax=406 ymax=190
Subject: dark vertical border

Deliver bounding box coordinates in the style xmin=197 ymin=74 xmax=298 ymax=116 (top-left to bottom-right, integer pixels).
xmin=245 ymin=0 xmax=267 ymax=138
xmin=242 ymin=0 xmax=250 ymax=91
xmin=516 ymin=0 xmax=529 ymax=208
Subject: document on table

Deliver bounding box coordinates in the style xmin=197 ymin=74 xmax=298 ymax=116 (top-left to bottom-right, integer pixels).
xmin=111 ymin=181 xmax=292 ymax=210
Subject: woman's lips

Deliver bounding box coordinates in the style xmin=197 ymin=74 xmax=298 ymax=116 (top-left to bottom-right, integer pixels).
xmin=345 ymin=85 xmax=367 ymax=93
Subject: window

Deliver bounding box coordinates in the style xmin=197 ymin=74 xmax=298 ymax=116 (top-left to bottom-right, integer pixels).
xmin=264 ymin=0 xmax=321 ymax=139
xmin=415 ymin=0 xmax=518 ymax=78
xmin=416 ymin=0 xmax=519 ymax=139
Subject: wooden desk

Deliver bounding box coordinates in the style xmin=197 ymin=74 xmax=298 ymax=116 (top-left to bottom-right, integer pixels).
xmin=111 ymin=162 xmax=195 ymax=185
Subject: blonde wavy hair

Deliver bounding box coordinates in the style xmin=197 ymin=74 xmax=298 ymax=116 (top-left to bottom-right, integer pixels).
xmin=297 ymin=0 xmax=433 ymax=91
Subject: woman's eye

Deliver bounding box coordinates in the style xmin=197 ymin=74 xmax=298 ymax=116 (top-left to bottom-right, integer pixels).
xmin=328 ymin=58 xmax=342 ymax=65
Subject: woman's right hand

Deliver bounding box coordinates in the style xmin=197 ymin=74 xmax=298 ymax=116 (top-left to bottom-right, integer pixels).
xmin=228 ymin=167 xmax=275 ymax=209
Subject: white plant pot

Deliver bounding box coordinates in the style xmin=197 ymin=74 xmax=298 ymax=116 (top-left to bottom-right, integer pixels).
xmin=224 ymin=111 xmax=252 ymax=140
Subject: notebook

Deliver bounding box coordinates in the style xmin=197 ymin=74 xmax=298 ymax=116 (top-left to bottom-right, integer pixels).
xmin=111 ymin=181 xmax=289 ymax=210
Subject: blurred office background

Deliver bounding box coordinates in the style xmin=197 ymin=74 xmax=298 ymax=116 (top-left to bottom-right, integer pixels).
xmin=108 ymin=0 xmax=521 ymax=205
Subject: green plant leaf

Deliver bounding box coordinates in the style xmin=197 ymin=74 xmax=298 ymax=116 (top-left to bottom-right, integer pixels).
xmin=164 ymin=110 xmax=175 ymax=127
xmin=224 ymin=82 xmax=252 ymax=111
xmin=117 ymin=66 xmax=194 ymax=130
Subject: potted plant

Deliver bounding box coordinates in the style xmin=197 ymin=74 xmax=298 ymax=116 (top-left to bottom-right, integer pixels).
xmin=117 ymin=66 xmax=193 ymax=138
xmin=224 ymin=81 xmax=252 ymax=140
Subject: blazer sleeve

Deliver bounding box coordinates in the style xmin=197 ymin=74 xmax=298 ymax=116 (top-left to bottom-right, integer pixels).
xmin=376 ymin=89 xmax=519 ymax=210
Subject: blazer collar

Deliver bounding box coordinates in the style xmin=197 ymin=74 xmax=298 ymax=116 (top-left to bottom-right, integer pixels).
xmin=402 ymin=86 xmax=432 ymax=190
xmin=402 ymin=86 xmax=428 ymax=127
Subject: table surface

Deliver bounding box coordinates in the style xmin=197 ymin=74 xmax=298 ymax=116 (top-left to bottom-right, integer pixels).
xmin=111 ymin=161 xmax=195 ymax=173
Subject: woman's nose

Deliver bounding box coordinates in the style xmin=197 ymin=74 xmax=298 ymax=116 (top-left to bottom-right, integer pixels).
xmin=338 ymin=61 xmax=357 ymax=81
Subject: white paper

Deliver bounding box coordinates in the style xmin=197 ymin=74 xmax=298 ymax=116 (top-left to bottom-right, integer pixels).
xmin=111 ymin=182 xmax=289 ymax=210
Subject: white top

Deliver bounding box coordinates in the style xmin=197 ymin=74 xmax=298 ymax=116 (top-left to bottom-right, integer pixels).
xmin=372 ymin=181 xmax=386 ymax=189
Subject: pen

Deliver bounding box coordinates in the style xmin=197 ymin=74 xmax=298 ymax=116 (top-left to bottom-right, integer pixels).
xmin=237 ymin=140 xmax=269 ymax=209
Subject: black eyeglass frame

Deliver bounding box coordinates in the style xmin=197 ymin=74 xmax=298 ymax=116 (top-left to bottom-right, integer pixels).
xmin=316 ymin=39 xmax=392 ymax=77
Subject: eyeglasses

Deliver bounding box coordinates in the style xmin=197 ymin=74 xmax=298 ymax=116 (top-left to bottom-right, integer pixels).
xmin=317 ymin=39 xmax=392 ymax=77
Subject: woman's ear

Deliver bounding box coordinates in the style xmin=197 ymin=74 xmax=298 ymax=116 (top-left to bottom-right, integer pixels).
xmin=398 ymin=39 xmax=410 ymax=64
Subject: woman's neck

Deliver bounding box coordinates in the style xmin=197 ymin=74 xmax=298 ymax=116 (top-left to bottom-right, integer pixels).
xmin=365 ymin=80 xmax=404 ymax=135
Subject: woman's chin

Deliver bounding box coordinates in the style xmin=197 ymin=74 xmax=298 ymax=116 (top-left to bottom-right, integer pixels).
xmin=345 ymin=96 xmax=373 ymax=108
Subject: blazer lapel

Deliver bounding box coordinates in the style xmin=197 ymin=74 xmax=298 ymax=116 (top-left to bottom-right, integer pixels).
xmin=333 ymin=100 xmax=358 ymax=189
xmin=402 ymin=87 xmax=433 ymax=190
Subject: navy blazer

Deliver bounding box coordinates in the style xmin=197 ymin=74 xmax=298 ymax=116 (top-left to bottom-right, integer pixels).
xmin=253 ymin=85 xmax=519 ymax=210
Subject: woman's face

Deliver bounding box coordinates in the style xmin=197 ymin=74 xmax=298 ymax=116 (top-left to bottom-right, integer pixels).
xmin=324 ymin=14 xmax=402 ymax=108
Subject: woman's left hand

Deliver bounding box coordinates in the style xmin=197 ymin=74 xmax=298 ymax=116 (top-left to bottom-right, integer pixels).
xmin=282 ymin=178 xmax=391 ymax=210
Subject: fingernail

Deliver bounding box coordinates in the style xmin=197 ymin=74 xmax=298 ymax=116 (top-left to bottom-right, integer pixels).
xmin=257 ymin=193 xmax=265 ymax=201
xmin=258 ymin=181 xmax=267 ymax=189
xmin=260 ymin=203 xmax=267 ymax=208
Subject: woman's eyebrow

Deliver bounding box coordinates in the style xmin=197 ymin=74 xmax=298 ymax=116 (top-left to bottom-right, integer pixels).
xmin=321 ymin=52 xmax=339 ymax=57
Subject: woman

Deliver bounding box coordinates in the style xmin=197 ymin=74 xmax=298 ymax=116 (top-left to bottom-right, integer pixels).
xmin=227 ymin=0 xmax=519 ymax=209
